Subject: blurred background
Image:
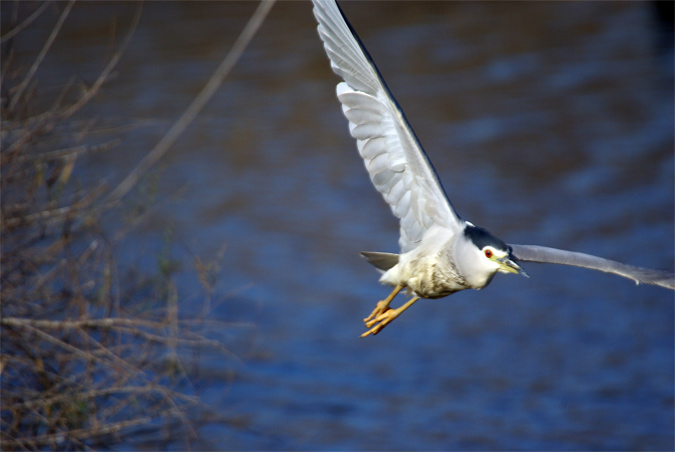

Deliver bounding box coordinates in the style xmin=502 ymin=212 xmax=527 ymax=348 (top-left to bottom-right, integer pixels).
xmin=2 ymin=1 xmax=673 ymax=450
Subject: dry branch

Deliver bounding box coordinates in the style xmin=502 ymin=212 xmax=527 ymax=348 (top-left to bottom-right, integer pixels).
xmin=1 ymin=2 xmax=271 ymax=449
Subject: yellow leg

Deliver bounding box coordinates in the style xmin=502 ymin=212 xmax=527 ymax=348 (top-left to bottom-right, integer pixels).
xmin=361 ymin=296 xmax=420 ymax=337
xmin=363 ymin=285 xmax=404 ymax=323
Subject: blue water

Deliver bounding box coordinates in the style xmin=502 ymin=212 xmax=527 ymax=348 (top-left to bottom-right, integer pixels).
xmin=8 ymin=1 xmax=673 ymax=449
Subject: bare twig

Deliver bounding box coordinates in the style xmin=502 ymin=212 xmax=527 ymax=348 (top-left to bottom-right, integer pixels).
xmin=16 ymin=139 xmax=120 ymax=162
xmin=2 ymin=317 xmax=164 ymax=330
xmin=7 ymin=322 xmax=144 ymax=378
xmin=58 ymin=4 xmax=143 ymax=118
xmin=2 ymin=184 xmax=107 ymax=229
xmin=8 ymin=0 xmax=76 ymax=111
xmin=0 ymin=1 xmax=50 ymax=43
xmin=1 ymin=316 xmax=244 ymax=364
xmin=106 ymin=0 xmax=276 ymax=202
xmin=8 ymin=385 xmax=172 ymax=411
xmin=8 ymin=417 xmax=154 ymax=448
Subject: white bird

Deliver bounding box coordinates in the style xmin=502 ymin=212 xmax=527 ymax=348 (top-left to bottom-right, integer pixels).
xmin=311 ymin=0 xmax=675 ymax=337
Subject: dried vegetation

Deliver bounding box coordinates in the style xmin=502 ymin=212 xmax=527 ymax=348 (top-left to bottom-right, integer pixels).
xmin=0 ymin=2 xmax=266 ymax=449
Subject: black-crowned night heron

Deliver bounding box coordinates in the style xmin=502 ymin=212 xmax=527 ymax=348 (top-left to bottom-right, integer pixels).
xmin=312 ymin=0 xmax=675 ymax=337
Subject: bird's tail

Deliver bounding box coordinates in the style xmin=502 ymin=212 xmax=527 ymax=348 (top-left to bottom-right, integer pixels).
xmin=360 ymin=251 xmax=399 ymax=272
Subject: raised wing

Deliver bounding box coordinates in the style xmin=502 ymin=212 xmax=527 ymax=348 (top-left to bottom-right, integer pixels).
xmin=312 ymin=0 xmax=463 ymax=253
xmin=510 ymin=244 xmax=675 ymax=290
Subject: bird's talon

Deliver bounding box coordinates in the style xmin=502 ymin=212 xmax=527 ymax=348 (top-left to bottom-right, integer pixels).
xmin=361 ymin=321 xmax=387 ymax=337
xmin=363 ymin=299 xmax=390 ymax=322
xmin=364 ymin=309 xmax=393 ymax=328
xmin=360 ymin=296 xmax=420 ymax=338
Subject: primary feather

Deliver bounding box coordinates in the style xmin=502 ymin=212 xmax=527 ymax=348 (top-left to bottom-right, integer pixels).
xmin=510 ymin=245 xmax=675 ymax=290
xmin=313 ymin=0 xmax=463 ymax=253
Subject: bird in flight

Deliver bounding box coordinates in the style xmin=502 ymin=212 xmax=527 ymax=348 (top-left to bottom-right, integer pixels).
xmin=311 ymin=0 xmax=674 ymax=337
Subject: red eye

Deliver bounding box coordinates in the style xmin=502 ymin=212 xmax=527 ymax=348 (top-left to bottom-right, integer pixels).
xmin=484 ymin=249 xmax=493 ymax=258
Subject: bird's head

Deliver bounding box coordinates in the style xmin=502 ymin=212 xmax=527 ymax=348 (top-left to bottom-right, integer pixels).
xmin=454 ymin=223 xmax=528 ymax=288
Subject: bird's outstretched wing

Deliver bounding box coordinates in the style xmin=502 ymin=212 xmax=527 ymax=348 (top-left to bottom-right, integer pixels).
xmin=312 ymin=0 xmax=463 ymax=253
xmin=510 ymin=244 xmax=675 ymax=290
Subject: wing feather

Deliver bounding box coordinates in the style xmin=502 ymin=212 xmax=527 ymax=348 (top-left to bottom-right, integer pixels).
xmin=510 ymin=244 xmax=675 ymax=290
xmin=343 ymin=107 xmax=382 ymax=125
xmin=313 ymin=0 xmax=463 ymax=253
xmin=367 ymin=152 xmax=390 ymax=174
xmin=385 ymin=178 xmax=407 ymax=206
xmin=358 ymin=137 xmax=386 ymax=160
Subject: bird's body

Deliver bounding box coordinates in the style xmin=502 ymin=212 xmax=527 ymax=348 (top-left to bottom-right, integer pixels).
xmin=391 ymin=244 xmax=470 ymax=300
xmin=311 ymin=0 xmax=675 ymax=337
xmin=379 ymin=227 xmax=471 ymax=300
xmin=372 ymin=223 xmax=511 ymax=298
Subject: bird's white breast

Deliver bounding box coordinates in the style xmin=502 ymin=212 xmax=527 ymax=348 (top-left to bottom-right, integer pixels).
xmin=380 ymin=225 xmax=470 ymax=299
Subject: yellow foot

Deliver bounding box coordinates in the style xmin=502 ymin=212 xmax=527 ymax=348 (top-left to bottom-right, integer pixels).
xmin=361 ymin=296 xmax=419 ymax=337
xmin=362 ymin=309 xmax=397 ymax=337
xmin=363 ymin=299 xmax=390 ymax=323
xmin=363 ymin=285 xmax=404 ymax=323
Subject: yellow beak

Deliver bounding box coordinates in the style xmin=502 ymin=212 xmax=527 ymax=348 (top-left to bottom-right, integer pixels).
xmin=496 ymin=256 xmax=528 ymax=277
